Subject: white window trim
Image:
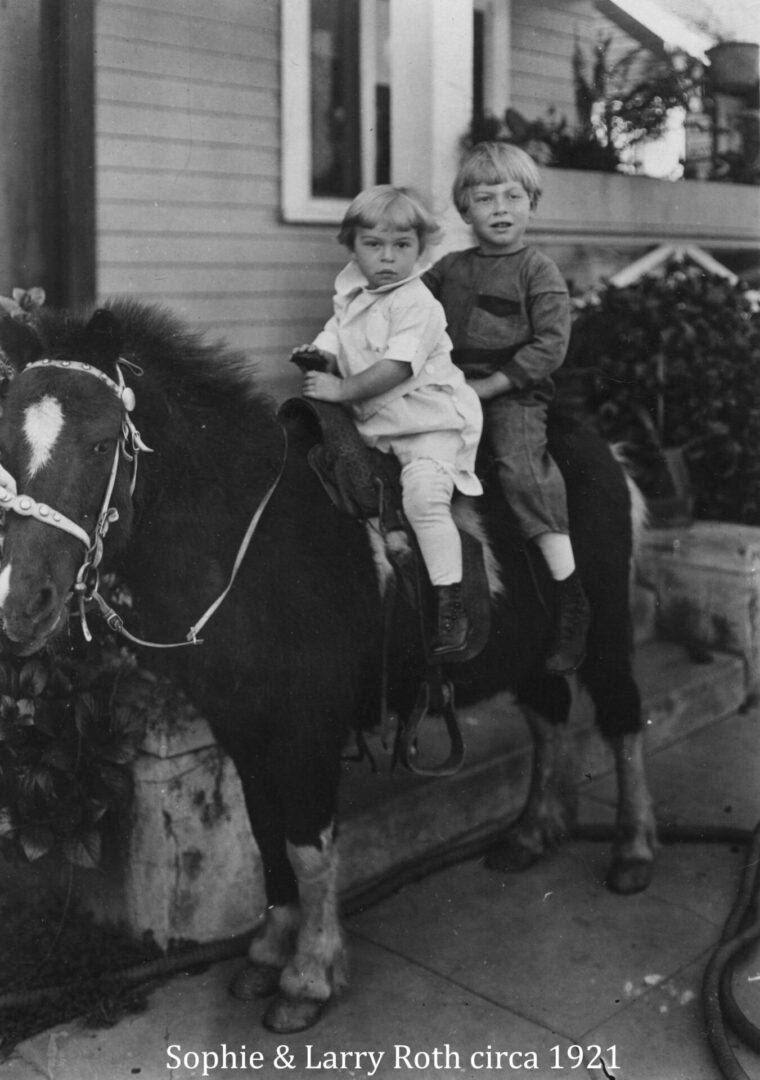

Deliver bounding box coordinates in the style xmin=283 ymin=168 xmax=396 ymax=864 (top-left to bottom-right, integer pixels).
xmin=281 ymin=0 xmax=381 ymax=224
xmin=475 ymin=0 xmax=511 ymax=117
xmin=281 ymin=0 xmax=476 ymax=227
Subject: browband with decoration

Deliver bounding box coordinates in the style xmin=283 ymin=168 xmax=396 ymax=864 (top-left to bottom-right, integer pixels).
xmin=25 ymin=358 xmax=138 ymax=413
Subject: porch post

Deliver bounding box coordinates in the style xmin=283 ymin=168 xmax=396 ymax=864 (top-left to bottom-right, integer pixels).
xmin=0 ymin=0 xmax=94 ymax=306
xmin=389 ymin=0 xmax=473 ymax=225
xmin=0 ymin=1 xmax=54 ymax=296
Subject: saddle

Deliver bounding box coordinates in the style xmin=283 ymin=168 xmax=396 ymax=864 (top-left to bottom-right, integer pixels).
xmin=279 ymin=396 xmax=492 ymax=775
xmin=279 ymin=395 xmax=490 ymax=650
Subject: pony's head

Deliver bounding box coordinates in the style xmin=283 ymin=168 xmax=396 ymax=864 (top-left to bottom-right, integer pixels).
xmin=0 ymin=308 xmax=137 ymax=655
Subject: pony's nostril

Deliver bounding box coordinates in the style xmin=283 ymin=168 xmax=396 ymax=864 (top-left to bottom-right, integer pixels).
xmin=28 ymin=584 xmax=57 ymax=623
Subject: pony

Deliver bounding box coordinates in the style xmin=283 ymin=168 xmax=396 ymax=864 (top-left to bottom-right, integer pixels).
xmin=0 ymin=301 xmax=656 ymax=1033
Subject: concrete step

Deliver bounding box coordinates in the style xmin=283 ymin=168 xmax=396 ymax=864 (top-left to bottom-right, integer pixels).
xmin=10 ymin=640 xmax=744 ymax=946
xmin=337 ymin=641 xmax=746 ymax=905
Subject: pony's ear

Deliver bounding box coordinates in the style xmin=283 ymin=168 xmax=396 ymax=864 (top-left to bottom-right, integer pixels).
xmin=0 ymin=315 xmax=44 ymax=378
xmin=86 ymin=308 xmax=122 ymax=360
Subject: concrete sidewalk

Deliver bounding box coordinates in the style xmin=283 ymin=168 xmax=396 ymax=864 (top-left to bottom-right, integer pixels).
xmin=2 ymin=702 xmax=759 ymax=1080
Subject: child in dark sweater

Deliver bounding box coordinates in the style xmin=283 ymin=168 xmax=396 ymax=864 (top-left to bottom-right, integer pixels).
xmin=424 ymin=142 xmax=589 ymax=674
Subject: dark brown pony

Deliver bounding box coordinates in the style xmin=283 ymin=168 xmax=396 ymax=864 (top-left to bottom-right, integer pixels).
xmin=0 ymin=301 xmax=655 ymax=1032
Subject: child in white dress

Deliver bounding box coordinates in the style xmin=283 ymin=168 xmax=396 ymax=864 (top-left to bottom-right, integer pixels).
xmin=296 ymin=184 xmax=483 ymax=657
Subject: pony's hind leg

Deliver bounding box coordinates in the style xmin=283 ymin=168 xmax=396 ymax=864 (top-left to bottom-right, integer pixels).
xmin=486 ymin=675 xmax=577 ymax=871
xmin=581 ymin=655 xmax=656 ymax=894
xmin=607 ymin=728 xmax=657 ymax=894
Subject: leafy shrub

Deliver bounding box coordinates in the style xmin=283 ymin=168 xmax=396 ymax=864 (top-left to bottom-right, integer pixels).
xmin=0 ymin=635 xmax=142 ymax=868
xmin=0 ymin=290 xmax=142 ymax=869
xmin=565 ymin=262 xmax=760 ymax=523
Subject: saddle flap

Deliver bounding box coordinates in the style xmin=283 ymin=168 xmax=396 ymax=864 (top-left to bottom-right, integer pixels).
xmin=457 ymin=526 xmax=491 ymax=663
xmin=279 ymin=396 xmax=402 ymax=523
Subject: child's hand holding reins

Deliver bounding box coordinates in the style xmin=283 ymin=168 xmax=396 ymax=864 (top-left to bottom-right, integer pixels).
xmin=302 ymin=370 xmax=345 ymax=402
xmin=290 ymin=346 xmax=343 ymax=400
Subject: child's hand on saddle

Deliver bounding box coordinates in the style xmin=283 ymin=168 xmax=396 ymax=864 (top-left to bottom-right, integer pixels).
xmin=302 ymin=370 xmax=344 ymax=402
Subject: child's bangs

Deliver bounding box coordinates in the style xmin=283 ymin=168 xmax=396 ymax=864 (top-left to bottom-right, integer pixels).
xmin=338 ymin=184 xmax=440 ymax=249
xmin=455 ymin=143 xmax=542 ymax=210
xmin=358 ymin=192 xmax=419 ymax=234
xmin=467 ymin=154 xmax=535 ymax=192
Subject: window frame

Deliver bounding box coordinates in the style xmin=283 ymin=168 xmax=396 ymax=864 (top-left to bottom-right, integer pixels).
xmin=474 ymin=0 xmax=511 ymax=118
xmin=280 ymin=0 xmax=385 ymax=223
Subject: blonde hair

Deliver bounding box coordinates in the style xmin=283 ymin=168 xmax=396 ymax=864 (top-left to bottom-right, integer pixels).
xmin=338 ymin=185 xmax=442 ymax=254
xmin=453 ymin=142 xmax=542 ymax=214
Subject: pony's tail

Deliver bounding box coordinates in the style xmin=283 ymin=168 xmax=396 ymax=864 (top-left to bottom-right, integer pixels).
xmin=610 ymin=443 xmax=650 ymax=599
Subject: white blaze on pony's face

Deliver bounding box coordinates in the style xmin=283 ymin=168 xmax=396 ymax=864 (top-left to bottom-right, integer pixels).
xmin=23 ymin=395 xmax=64 ymax=478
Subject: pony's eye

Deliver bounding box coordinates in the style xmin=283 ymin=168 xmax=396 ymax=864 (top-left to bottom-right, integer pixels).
xmin=92 ymin=440 xmax=111 ymax=456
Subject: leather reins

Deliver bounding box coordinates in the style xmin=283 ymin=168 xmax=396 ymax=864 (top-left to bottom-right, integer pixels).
xmin=0 ymin=358 xmax=286 ymax=650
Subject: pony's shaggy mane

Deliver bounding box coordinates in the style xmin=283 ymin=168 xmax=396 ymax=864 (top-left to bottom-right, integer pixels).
xmin=27 ymin=299 xmax=271 ymax=407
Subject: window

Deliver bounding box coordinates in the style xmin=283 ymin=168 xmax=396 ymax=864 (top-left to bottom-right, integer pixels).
xmin=281 ymin=0 xmax=390 ymax=222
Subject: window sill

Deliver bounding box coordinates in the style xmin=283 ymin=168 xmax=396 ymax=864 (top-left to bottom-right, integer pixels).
xmin=281 ymin=196 xmax=349 ymax=226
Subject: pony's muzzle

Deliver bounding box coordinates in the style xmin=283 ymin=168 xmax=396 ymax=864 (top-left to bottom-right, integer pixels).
xmin=0 ymin=569 xmax=66 ymax=655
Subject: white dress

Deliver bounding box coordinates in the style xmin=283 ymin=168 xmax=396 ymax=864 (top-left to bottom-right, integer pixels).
xmin=313 ymin=261 xmax=483 ymax=497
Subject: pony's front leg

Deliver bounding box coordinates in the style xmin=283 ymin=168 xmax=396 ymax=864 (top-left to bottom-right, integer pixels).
xmin=264 ymin=824 xmax=348 ymax=1033
xmin=232 ymin=903 xmax=300 ymax=999
xmin=607 ymin=730 xmax=657 ymax=894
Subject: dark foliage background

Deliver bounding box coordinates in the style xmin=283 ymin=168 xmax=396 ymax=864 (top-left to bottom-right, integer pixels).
xmin=563 ymin=262 xmax=760 ymax=523
xmin=0 ymin=621 xmax=141 ymax=869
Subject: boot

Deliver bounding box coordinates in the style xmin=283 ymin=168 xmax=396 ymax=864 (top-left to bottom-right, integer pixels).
xmin=544 ymin=571 xmax=590 ymax=676
xmin=430 ymin=582 xmax=470 ymax=658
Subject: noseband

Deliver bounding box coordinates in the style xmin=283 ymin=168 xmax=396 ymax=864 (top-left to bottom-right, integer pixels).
xmin=0 ymin=358 xmax=286 ymax=649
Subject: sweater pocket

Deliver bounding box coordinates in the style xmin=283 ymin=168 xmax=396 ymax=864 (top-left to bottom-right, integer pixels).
xmin=466 ymin=294 xmax=528 ymax=348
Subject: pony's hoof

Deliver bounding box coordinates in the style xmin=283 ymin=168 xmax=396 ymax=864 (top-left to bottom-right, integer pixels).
xmin=484 ymin=835 xmax=543 ymax=873
xmin=230 ymin=962 xmax=281 ymax=1000
xmin=606 ymin=857 xmax=653 ymax=895
xmin=263 ymin=994 xmax=329 ymax=1033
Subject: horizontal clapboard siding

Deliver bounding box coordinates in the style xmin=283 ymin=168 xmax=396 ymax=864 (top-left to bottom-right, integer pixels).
xmin=95 ymin=0 xmax=341 ymax=400
xmin=94 ymin=0 xmax=647 ymax=398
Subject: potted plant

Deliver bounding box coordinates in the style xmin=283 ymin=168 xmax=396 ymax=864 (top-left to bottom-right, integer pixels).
xmin=706 ymin=41 xmax=759 ymax=97
xmin=463 ymin=35 xmax=700 ymax=174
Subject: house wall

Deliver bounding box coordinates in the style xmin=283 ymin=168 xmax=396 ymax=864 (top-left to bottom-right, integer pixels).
xmin=95 ymin=0 xmax=343 ymax=401
xmin=94 ymin=0 xmax=759 ymax=404
xmin=92 ymin=0 xmax=655 ymax=403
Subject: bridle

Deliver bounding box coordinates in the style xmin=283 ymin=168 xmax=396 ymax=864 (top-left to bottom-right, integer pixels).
xmin=0 ymin=358 xmax=286 ymax=650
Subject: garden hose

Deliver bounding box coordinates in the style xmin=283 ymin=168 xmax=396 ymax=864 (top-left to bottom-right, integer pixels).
xmin=0 ymin=932 xmax=252 ymax=1012
xmin=700 ymin=823 xmax=760 ymax=1080
xmin=1 ymin=820 xmax=758 ymax=1080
